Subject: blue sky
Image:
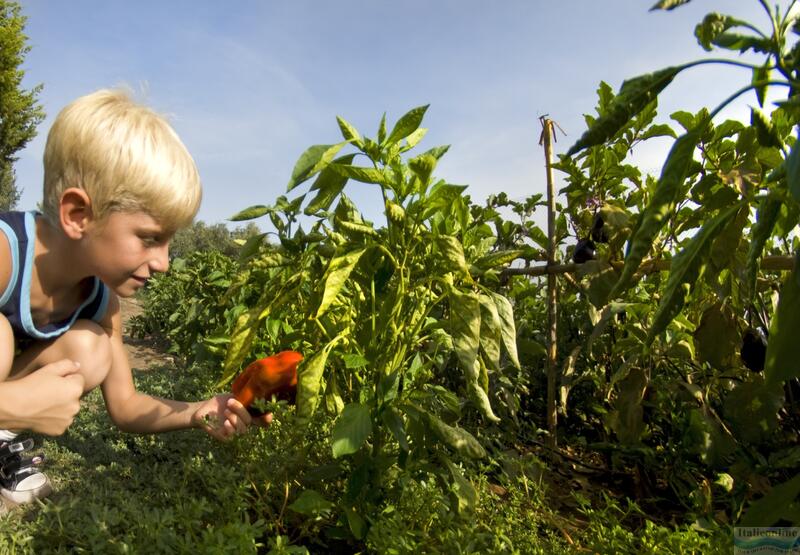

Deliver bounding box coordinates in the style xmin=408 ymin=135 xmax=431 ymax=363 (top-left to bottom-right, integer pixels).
xmin=15 ymin=1 xmax=773 ymax=229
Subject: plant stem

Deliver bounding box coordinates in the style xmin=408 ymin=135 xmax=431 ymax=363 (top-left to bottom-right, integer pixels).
xmin=540 ymin=116 xmax=559 ymax=448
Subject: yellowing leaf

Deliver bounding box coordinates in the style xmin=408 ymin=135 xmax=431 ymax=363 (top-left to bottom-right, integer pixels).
xmin=316 ymin=248 xmax=367 ymax=317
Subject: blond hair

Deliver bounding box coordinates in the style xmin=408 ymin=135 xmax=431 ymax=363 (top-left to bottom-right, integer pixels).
xmin=42 ymin=89 xmax=201 ymax=231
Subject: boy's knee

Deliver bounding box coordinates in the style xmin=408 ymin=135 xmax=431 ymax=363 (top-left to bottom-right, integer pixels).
xmin=0 ymin=314 xmax=12 ymax=382
xmin=63 ymin=320 xmax=112 ymax=392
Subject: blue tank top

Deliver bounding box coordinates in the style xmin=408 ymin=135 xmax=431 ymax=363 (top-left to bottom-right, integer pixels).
xmin=0 ymin=211 xmax=109 ymax=342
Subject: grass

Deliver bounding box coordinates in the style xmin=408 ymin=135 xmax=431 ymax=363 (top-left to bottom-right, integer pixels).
xmin=0 ymin=361 xmax=734 ymax=554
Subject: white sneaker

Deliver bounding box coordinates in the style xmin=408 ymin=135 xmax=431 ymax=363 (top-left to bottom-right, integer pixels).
xmin=0 ymin=437 xmax=52 ymax=504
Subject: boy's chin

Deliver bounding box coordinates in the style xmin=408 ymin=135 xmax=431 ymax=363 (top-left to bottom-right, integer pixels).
xmin=113 ymin=281 xmax=146 ymax=298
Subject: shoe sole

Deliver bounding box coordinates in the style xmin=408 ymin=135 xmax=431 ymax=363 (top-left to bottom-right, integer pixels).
xmin=1 ymin=474 xmax=52 ymax=504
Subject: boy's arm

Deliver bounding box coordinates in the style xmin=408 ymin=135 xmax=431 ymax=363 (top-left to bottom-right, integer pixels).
xmin=99 ymin=292 xmax=251 ymax=439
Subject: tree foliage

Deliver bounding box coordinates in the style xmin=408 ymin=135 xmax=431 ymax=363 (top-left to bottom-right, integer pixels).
xmin=0 ymin=0 xmax=44 ymax=210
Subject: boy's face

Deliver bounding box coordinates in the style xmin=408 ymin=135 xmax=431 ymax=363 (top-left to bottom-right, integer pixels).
xmin=82 ymin=211 xmax=171 ymax=297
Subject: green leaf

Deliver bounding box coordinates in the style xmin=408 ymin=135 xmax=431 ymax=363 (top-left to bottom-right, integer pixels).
xmin=648 ymin=202 xmax=744 ymax=340
xmin=289 ymin=490 xmax=334 ymax=516
xmin=786 ymin=129 xmax=800 ymax=203
xmin=444 ymin=459 xmax=478 ymax=512
xmin=331 ymin=403 xmax=372 ymax=458
xmin=219 ymin=309 xmax=259 ymax=385
xmin=764 ymin=264 xmax=800 ymax=388
xmin=377 ymin=113 xmax=387 ymax=144
xmin=712 ymin=33 xmax=772 ymax=55
xmin=330 ymin=163 xmax=390 ymax=186
xmin=287 ymin=142 xmax=348 ymax=191
xmin=751 ymin=108 xmax=782 ymax=148
xmin=343 ymin=353 xmax=368 ymax=369
xmin=385 ymin=105 xmax=429 ymax=146
xmin=746 ymin=194 xmax=782 ymax=298
xmin=610 ymin=124 xmax=706 ymax=299
xmin=236 ymin=233 xmax=267 ymax=261
xmin=650 ymin=0 xmax=691 ymax=10
xmin=752 ymin=63 xmax=770 ymax=107
xmin=229 ymin=205 xmax=270 ymax=222
xmin=304 ymin=154 xmax=357 ymax=215
xmin=403 ymin=127 xmax=428 ymax=150
xmin=408 ymin=153 xmax=438 ymax=187
xmin=567 ymin=66 xmax=685 ymax=156
xmin=465 ymin=359 xmax=500 ymax=423
xmin=741 ymin=474 xmax=800 ymax=527
xmin=296 ymin=339 xmax=339 ymax=419
xmin=588 ymin=303 xmax=631 ymax=353
xmin=435 ymin=236 xmax=470 ymax=277
xmin=336 ymin=116 xmax=361 ymax=143
xmin=418 ymin=408 xmax=486 ymax=459
xmin=449 ymin=289 xmax=481 ymax=372
xmin=381 ymin=407 xmax=409 ymax=452
xmin=478 ymin=294 xmax=502 ymax=372
xmin=694 ymin=13 xmax=748 ymax=51
xmin=489 ymin=291 xmax=520 ymax=369
xmin=723 ymin=378 xmax=783 ymax=444
xmin=421 ymin=182 xmax=468 ymax=220
xmin=606 ymin=367 xmax=648 ymax=445
xmin=693 ymin=303 xmax=739 ymax=369
xmin=316 ymin=248 xmax=367 ymax=317
xmin=473 ymin=249 xmax=523 ymax=270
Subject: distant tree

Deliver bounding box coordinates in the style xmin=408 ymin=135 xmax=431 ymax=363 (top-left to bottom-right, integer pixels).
xmin=170 ymin=220 xmax=262 ymax=259
xmin=0 ymin=1 xmax=44 ymax=210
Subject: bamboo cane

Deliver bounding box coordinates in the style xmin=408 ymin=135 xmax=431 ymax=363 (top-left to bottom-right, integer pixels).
xmin=539 ymin=116 xmax=558 ymax=448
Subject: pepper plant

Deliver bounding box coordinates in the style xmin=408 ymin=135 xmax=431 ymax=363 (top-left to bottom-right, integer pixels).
xmin=221 ymin=105 xmax=521 ymax=538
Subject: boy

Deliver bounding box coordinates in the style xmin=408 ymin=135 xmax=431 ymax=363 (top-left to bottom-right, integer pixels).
xmin=0 ymin=89 xmax=257 ymax=506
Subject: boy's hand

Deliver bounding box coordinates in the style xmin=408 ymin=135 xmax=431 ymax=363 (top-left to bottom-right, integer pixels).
xmin=192 ymin=394 xmax=272 ymax=441
xmin=10 ymin=360 xmax=84 ymax=435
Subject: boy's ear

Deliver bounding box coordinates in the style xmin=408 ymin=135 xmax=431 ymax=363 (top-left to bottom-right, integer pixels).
xmin=59 ymin=188 xmax=94 ymax=239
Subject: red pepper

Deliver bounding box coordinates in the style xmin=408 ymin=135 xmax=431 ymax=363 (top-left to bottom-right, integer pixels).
xmin=231 ymin=351 xmax=303 ymax=416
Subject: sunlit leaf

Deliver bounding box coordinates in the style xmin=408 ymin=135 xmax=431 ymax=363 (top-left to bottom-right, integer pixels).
xmin=648 ymin=202 xmax=744 ymax=340
xmin=296 ymin=339 xmax=339 ymax=419
xmin=229 ymin=205 xmax=270 ymax=222
xmin=316 ymin=248 xmax=367 ymax=317
xmin=489 ymin=291 xmax=520 ymax=369
xmin=610 ymin=123 xmax=707 ymax=299
xmin=332 ymin=403 xmax=372 ymax=458
xmin=567 ymin=66 xmax=685 ymax=156
xmin=336 ymin=115 xmax=361 ymax=143
xmin=478 ymin=294 xmax=502 ymax=372
xmin=435 ymin=236 xmax=470 ymax=278
xmin=465 ymin=358 xmax=500 ymax=423
xmin=385 ymin=105 xmax=429 ymax=146
xmin=650 ymin=0 xmax=691 ymax=10
xmin=288 ymin=142 xmax=348 ymax=191
xmin=694 ymin=13 xmax=748 ymax=51
xmin=449 ymin=288 xmax=481 ymax=372
xmin=304 ymin=154 xmax=357 ymax=215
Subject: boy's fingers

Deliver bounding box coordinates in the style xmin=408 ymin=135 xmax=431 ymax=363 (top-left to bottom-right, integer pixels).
xmin=46 ymin=360 xmax=82 ymax=377
xmin=254 ymin=413 xmax=273 ymax=428
xmin=226 ymin=398 xmax=252 ymax=426
xmin=65 ymin=372 xmax=85 ymax=393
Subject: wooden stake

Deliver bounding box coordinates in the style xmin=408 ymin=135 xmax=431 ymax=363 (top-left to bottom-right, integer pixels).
xmin=539 ymin=116 xmax=559 ymax=447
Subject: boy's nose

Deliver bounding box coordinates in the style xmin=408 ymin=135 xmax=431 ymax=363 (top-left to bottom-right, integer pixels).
xmin=150 ymin=243 xmax=170 ymax=273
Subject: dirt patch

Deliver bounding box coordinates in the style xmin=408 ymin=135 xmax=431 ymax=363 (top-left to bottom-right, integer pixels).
xmin=119 ymin=296 xmax=171 ymax=371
